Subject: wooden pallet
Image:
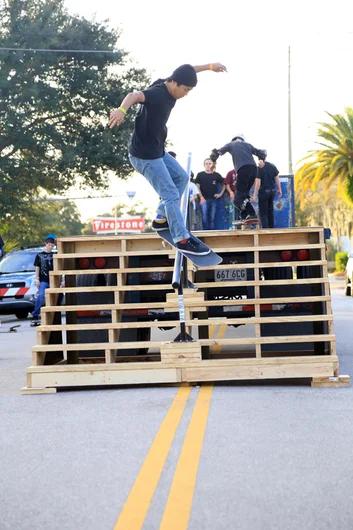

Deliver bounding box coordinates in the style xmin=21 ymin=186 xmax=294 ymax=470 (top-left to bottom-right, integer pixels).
xmin=22 ymin=228 xmax=350 ymax=393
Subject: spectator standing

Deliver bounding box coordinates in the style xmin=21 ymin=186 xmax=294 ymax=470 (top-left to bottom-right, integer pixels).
xmin=224 ymin=168 xmax=239 ymax=224
xmin=253 ymin=154 xmax=281 ymax=228
xmin=188 ymin=171 xmax=200 ymax=230
xmin=195 ymin=159 xmax=225 ymax=230
xmin=31 ymin=235 xmax=56 ymax=325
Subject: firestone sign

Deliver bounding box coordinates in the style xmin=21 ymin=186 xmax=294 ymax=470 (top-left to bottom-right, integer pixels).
xmin=92 ymin=217 xmax=145 ymax=233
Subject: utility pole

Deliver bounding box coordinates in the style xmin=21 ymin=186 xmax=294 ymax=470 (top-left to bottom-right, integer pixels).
xmin=288 ymin=45 xmax=293 ymax=175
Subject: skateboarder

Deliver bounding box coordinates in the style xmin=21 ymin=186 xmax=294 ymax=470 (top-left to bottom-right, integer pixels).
xmin=252 ymin=152 xmax=282 ymax=228
xmin=109 ymin=62 xmax=227 ymax=255
xmin=31 ymin=235 xmax=56 ymax=326
xmin=210 ymin=134 xmax=266 ymax=222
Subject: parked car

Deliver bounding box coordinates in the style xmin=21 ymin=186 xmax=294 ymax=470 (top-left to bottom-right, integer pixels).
xmin=345 ymin=252 xmax=353 ymax=296
xmin=0 ymin=246 xmax=56 ymax=319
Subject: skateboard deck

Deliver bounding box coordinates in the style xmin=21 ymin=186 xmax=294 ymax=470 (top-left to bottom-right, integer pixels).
xmin=233 ymin=218 xmax=260 ymax=229
xmin=158 ymin=230 xmax=222 ymax=267
xmin=0 ymin=324 xmax=20 ymax=333
xmin=30 ymin=320 xmax=41 ymax=327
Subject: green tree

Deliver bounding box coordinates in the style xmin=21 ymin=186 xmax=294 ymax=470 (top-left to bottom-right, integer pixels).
xmin=82 ymin=201 xmax=153 ymax=235
xmin=295 ymin=107 xmax=353 ymax=205
xmin=295 ymin=183 xmax=353 ymax=252
xmin=0 ymin=0 xmax=150 ymax=218
xmin=1 ymin=199 xmax=84 ymax=246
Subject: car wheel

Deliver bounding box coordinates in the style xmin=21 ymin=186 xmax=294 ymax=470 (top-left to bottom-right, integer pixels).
xmin=15 ymin=310 xmax=29 ymax=320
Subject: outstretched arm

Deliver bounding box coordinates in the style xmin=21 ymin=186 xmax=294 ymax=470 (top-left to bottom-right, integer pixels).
xmin=210 ymin=141 xmax=232 ymax=161
xmin=193 ymin=62 xmax=227 ymax=73
xmin=210 ymin=148 xmax=221 ymax=162
xmin=109 ymin=91 xmax=145 ymax=128
xmin=252 ymin=146 xmax=267 ymax=161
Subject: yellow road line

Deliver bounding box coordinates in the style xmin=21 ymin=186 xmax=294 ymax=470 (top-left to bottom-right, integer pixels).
xmin=159 ymin=384 xmax=214 ymax=530
xmin=213 ymin=323 xmax=227 ymax=353
xmin=113 ymin=386 xmax=192 ymax=530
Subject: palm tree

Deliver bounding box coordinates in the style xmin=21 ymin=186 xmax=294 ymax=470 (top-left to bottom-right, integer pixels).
xmin=295 ymin=107 xmax=353 ymax=206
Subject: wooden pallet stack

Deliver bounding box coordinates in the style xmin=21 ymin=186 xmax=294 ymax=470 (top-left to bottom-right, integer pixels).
xmin=22 ymin=228 xmax=349 ymax=394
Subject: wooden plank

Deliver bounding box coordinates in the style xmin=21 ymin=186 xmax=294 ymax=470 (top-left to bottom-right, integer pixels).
xmin=53 ymin=243 xmax=325 ymax=260
xmin=254 ymin=234 xmax=261 ymax=359
xmin=29 ymin=367 xmax=179 ymax=388
xmin=49 ymin=260 xmax=328 ymax=276
xmin=32 ymin=334 xmax=336 ymax=353
xmin=37 ymin=314 xmax=335 ymax=332
xmin=312 ymin=375 xmax=350 ymax=383
xmin=161 ymin=342 xmax=202 ymax=364
xmin=319 ymin=230 xmax=336 ymax=359
xmin=25 ymin=357 xmax=338 ymax=388
xmin=50 ymin=266 xmax=175 ymax=276
xmin=41 ymin=295 xmax=331 ymax=313
xmin=46 ymin=284 xmax=174 ymax=294
xmin=21 ymin=386 xmax=58 ymax=395
xmin=258 ymin=232 xmax=319 ymax=246
xmin=165 ymin=291 xmax=206 ymax=312
xmin=55 ymin=227 xmax=324 ymax=244
xmin=27 ymin=355 xmax=339 ymax=373
xmin=183 ymin=361 xmax=335 ymax=382
xmin=44 ymin=277 xmax=330 ymax=294
xmin=311 ymin=375 xmax=350 ymax=388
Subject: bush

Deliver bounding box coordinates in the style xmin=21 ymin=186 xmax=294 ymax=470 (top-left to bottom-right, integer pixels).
xmin=335 ymin=252 xmax=349 ymax=272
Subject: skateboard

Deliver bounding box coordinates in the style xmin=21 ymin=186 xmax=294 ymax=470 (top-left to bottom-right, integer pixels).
xmin=0 ymin=324 xmax=20 ymax=333
xmin=30 ymin=320 xmax=41 ymax=327
xmin=158 ymin=230 xmax=222 ymax=267
xmin=233 ymin=218 xmax=260 ymax=230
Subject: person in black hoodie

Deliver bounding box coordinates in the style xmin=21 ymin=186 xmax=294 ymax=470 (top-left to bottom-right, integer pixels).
xmin=31 ymin=235 xmax=56 ymax=324
xmin=210 ymin=134 xmax=266 ymax=221
xmin=252 ymin=152 xmax=282 ymax=228
xmin=109 ymin=62 xmax=227 ymax=255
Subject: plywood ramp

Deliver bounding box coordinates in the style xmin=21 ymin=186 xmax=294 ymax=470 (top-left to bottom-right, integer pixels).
xmin=22 ymin=228 xmax=349 ymax=394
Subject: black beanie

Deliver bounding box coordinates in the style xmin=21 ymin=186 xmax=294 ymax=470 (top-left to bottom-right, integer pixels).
xmin=170 ymin=64 xmax=197 ymax=87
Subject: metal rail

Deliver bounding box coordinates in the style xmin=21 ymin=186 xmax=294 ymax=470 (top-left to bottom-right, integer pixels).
xmin=172 ymin=153 xmax=194 ymax=342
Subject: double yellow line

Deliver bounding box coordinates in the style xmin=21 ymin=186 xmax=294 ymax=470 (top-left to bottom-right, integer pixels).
xmin=113 ymin=385 xmax=213 ymax=530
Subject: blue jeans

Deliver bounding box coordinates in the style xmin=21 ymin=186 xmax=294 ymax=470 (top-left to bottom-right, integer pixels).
xmin=129 ymin=152 xmax=189 ymax=244
xmin=32 ymin=281 xmax=49 ymax=318
xmin=200 ymin=199 xmax=217 ymax=230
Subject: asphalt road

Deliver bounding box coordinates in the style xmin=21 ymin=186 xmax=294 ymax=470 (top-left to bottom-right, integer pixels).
xmin=1 ymin=278 xmax=352 ymax=530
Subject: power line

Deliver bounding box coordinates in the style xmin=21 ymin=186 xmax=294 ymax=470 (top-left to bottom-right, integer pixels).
xmin=32 ymin=193 xmax=136 ymax=202
xmin=0 ymin=47 xmax=118 ymax=53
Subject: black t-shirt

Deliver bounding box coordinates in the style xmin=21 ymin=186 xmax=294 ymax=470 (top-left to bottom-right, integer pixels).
xmin=34 ymin=251 xmax=54 ymax=282
xmin=258 ymin=162 xmax=279 ymax=190
xmin=129 ymin=81 xmax=176 ymax=160
xmin=195 ymin=171 xmax=224 ymax=199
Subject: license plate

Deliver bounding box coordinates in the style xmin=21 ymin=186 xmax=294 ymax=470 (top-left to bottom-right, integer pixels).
xmin=214 ymin=269 xmax=247 ymax=281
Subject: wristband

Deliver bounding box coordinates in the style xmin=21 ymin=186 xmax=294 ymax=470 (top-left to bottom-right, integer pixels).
xmin=118 ymin=106 xmax=127 ymax=115
xmin=210 ymin=63 xmax=213 ymax=71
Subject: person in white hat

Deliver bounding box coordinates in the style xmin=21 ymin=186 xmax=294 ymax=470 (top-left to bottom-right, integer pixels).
xmin=210 ymin=135 xmax=266 ymax=222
